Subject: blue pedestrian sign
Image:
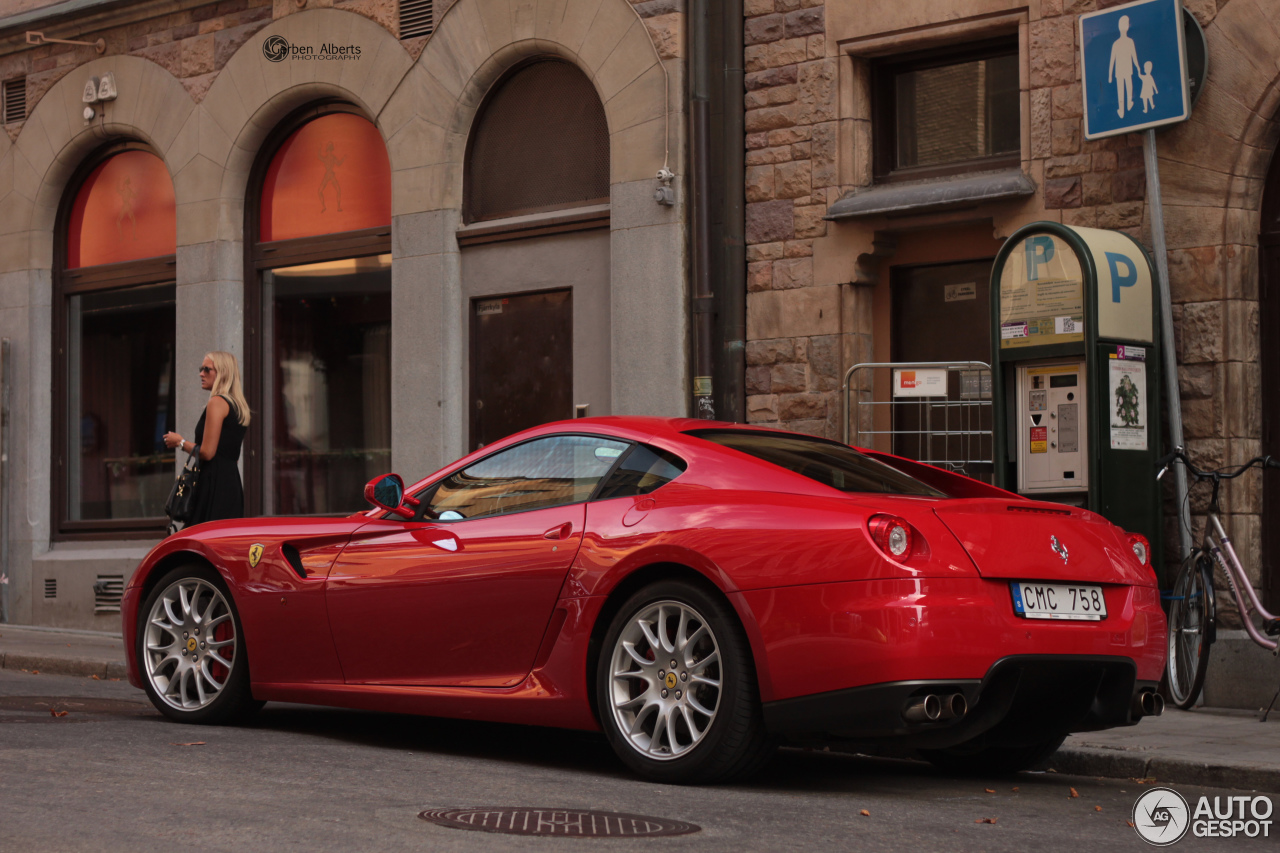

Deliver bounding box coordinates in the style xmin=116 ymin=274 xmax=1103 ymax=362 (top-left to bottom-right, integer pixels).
xmin=1079 ymin=0 xmax=1189 ymax=140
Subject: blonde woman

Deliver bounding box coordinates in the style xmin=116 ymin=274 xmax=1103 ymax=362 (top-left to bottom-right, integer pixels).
xmin=163 ymin=351 xmax=250 ymax=525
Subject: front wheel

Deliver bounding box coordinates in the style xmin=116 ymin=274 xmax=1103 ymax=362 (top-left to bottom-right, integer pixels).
xmin=595 ymin=580 xmax=774 ymax=783
xmin=1165 ymin=549 xmax=1215 ymax=709
xmin=137 ymin=565 xmax=263 ymax=724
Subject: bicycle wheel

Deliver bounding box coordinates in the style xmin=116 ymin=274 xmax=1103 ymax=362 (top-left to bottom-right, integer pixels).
xmin=1165 ymin=549 xmax=1214 ymax=709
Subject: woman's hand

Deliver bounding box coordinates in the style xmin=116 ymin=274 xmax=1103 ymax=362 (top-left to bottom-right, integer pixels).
xmin=163 ymin=432 xmax=185 ymax=450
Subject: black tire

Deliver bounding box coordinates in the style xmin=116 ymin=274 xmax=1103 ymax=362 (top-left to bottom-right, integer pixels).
xmin=137 ymin=564 xmax=263 ymax=725
xmin=1164 ymin=548 xmax=1214 ymax=710
xmin=595 ymin=580 xmax=774 ymax=784
xmin=919 ymin=732 xmax=1068 ymax=776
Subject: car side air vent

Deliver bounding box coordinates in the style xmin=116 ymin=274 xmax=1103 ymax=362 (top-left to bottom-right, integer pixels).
xmin=93 ymin=575 xmax=125 ymax=612
xmin=282 ymin=544 xmax=307 ymax=578
xmin=1007 ymin=505 xmax=1072 ymax=516
xmin=44 ymin=578 xmax=56 ymax=599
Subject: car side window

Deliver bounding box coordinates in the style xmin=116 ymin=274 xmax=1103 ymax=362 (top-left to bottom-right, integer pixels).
xmin=594 ymin=444 xmax=687 ymax=500
xmin=424 ymin=435 xmax=630 ymax=520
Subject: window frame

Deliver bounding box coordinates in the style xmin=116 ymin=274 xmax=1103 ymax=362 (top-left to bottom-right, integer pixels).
xmin=461 ymin=57 xmax=611 ymax=228
xmin=871 ymin=36 xmax=1021 ymax=184
xmin=52 ymin=140 xmax=178 ymax=541
xmin=398 ymin=433 xmax=687 ymax=522
xmin=243 ymin=101 xmax=393 ymax=518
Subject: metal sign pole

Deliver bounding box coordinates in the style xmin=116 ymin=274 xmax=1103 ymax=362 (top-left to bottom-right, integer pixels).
xmin=1142 ymin=130 xmax=1193 ymax=562
xmin=0 ymin=338 xmax=9 ymax=623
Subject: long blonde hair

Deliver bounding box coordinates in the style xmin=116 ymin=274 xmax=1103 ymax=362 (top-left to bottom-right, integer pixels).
xmin=206 ymin=351 xmax=251 ymax=426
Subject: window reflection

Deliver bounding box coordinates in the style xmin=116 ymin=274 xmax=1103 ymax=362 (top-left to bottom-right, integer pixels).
xmin=67 ymin=283 xmax=176 ymax=520
xmin=262 ymin=254 xmax=391 ymax=514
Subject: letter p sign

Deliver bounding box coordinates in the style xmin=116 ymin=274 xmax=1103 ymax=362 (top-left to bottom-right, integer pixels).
xmin=1105 ymin=251 xmax=1137 ymax=302
xmin=1025 ymin=235 xmax=1055 ymax=281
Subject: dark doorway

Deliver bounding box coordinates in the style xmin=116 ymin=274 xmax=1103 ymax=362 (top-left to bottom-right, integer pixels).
xmin=470 ymin=289 xmax=573 ymax=450
xmin=1259 ymin=153 xmax=1280 ymax=610
xmin=890 ymin=259 xmax=995 ymax=480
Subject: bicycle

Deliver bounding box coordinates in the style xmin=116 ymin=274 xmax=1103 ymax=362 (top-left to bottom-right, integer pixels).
xmin=1155 ymin=448 xmax=1280 ymax=713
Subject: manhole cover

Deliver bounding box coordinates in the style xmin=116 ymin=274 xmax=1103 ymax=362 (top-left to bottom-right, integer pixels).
xmin=418 ymin=808 xmax=700 ymax=837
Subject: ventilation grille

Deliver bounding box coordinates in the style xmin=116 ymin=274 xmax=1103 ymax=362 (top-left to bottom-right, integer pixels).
xmin=44 ymin=578 xmax=57 ymax=599
xmin=3 ymin=78 xmax=25 ymax=124
xmin=400 ymin=0 xmax=434 ymax=38
xmin=94 ymin=575 xmax=125 ymax=612
xmin=1007 ymin=505 xmax=1072 ymax=516
xmin=465 ymin=60 xmax=610 ymax=222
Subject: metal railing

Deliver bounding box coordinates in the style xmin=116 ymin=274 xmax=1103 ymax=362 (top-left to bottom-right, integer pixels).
xmin=842 ymin=360 xmax=993 ymax=478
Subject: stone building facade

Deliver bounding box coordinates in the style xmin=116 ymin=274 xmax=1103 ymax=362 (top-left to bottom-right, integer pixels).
xmin=0 ymin=0 xmax=688 ymax=629
xmin=740 ymin=0 xmax=1276 ymax=707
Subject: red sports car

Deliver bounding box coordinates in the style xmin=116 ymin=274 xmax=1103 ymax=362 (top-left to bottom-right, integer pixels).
xmin=123 ymin=417 xmax=1166 ymax=783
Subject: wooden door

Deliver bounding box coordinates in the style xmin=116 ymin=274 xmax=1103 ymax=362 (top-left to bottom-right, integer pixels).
xmin=469 ymin=289 xmax=572 ymax=450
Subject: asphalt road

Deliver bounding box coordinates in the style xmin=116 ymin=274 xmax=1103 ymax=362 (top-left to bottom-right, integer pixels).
xmin=0 ymin=669 xmax=1268 ymax=852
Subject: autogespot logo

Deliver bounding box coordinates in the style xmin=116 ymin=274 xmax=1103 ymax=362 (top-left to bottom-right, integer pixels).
xmin=1133 ymin=788 xmax=1190 ymax=846
xmin=1133 ymin=788 xmax=1275 ymax=844
xmin=261 ymin=34 xmax=361 ymax=63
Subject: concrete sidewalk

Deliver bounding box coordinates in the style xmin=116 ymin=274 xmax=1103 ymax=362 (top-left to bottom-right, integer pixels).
xmin=2 ymin=623 xmax=1277 ymax=792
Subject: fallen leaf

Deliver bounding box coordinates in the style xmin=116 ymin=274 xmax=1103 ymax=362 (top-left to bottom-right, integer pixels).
xmin=49 ymin=709 xmax=68 ymax=718
xmin=975 ymin=818 xmax=998 ymax=824
xmin=171 ymin=742 xmax=206 ymax=746
xmin=1012 ymin=787 xmax=1020 ymax=792
xmin=1069 ymin=787 xmax=1079 ymax=798
xmin=31 ymin=670 xmax=38 ymax=675
xmin=859 ymin=810 xmax=870 ymax=817
xmin=89 ymin=674 xmax=100 ymax=680
xmin=984 ymin=788 xmax=995 ymax=794
xmin=1127 ymin=822 xmax=1135 ymax=828
xmin=1094 ymin=806 xmax=1102 ymax=812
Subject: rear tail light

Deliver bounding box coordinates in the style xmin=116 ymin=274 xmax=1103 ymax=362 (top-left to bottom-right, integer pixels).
xmin=868 ymin=514 xmax=924 ymax=561
xmin=1127 ymin=533 xmax=1155 ymax=579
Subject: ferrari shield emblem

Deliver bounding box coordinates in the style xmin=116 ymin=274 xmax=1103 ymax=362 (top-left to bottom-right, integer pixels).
xmin=248 ymin=543 xmax=265 ymax=568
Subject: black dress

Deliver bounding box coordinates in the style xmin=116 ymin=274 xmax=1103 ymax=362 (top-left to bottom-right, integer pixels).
xmin=188 ymin=395 xmax=247 ymax=525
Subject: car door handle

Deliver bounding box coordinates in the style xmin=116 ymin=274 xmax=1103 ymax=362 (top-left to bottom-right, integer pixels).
xmin=543 ymin=522 xmax=573 ymax=540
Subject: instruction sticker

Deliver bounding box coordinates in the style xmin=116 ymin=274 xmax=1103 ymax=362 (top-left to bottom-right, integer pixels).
xmin=1109 ymin=357 xmax=1148 ymax=450
xmin=1030 ymin=426 xmax=1048 ymax=454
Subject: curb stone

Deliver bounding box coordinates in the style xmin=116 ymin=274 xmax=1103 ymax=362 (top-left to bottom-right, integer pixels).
xmin=1051 ymin=746 xmax=1280 ymax=793
xmin=0 ymin=651 xmax=129 ymax=680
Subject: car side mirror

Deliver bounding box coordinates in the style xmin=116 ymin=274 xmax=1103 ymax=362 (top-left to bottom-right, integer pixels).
xmin=364 ymin=473 xmax=420 ymax=518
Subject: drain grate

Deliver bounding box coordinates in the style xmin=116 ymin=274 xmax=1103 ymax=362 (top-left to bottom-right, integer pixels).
xmin=418 ymin=808 xmax=700 ymax=837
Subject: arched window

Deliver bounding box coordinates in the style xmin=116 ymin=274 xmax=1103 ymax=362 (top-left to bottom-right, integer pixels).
xmin=464 ymin=60 xmax=609 ymax=222
xmin=54 ymin=144 xmax=177 ymax=537
xmin=247 ymin=105 xmax=393 ymax=516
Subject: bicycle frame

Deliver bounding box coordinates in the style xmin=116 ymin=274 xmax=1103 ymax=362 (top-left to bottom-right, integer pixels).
xmin=1200 ymin=484 xmax=1278 ymax=653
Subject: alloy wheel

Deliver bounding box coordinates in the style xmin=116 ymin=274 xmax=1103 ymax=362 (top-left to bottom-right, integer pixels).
xmin=143 ymin=577 xmax=237 ymax=712
xmin=608 ymin=600 xmax=722 ymax=761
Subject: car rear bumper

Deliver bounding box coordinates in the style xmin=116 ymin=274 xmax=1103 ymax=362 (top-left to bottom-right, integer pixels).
xmin=761 ymin=655 xmax=1160 ymax=748
xmin=736 ymin=576 xmax=1166 ymax=704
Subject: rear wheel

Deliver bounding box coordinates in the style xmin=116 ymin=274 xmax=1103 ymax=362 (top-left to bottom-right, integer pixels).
xmin=137 ymin=565 xmax=262 ymax=724
xmin=1165 ymin=549 xmax=1214 ymax=710
xmin=920 ymin=732 xmax=1067 ymax=776
xmin=596 ymin=580 xmax=774 ymax=783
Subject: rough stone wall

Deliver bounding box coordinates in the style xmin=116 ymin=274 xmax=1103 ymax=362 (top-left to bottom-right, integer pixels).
xmin=741 ymin=0 xmax=840 ymax=435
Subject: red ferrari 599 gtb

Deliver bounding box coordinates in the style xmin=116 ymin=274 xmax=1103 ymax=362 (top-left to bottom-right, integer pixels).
xmin=123 ymin=417 xmax=1166 ymax=783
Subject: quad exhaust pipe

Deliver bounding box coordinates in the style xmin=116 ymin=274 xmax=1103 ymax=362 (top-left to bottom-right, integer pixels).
xmin=903 ymin=692 xmax=968 ymax=723
xmin=1133 ymin=690 xmax=1164 ymax=718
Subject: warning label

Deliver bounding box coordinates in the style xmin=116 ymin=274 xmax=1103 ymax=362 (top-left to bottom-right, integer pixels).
xmin=1030 ymin=426 xmax=1048 ymax=454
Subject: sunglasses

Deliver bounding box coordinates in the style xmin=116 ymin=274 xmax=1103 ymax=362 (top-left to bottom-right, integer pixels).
xmin=199 ymin=366 xmax=216 ymax=374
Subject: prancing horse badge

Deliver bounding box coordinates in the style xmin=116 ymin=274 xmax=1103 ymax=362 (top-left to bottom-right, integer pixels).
xmin=248 ymin=543 xmax=265 ymax=568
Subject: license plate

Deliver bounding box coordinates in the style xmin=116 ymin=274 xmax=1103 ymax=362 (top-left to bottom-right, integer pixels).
xmin=1010 ymin=582 xmax=1107 ymax=621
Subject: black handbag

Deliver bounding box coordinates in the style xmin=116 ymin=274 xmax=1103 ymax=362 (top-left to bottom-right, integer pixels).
xmin=165 ymin=446 xmax=201 ymax=528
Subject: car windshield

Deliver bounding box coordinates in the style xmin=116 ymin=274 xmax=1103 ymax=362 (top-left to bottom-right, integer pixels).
xmin=687 ymin=430 xmax=945 ymax=498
